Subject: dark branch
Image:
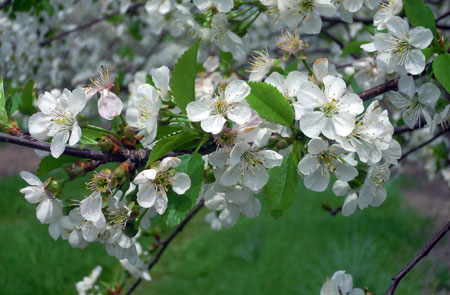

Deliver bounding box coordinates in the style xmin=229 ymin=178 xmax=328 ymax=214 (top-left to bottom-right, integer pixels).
xmin=39 ymin=2 xmax=145 ymax=45
xmin=0 ymin=132 xmax=124 ymax=162
xmin=358 ymin=77 xmax=400 ymax=101
xmin=436 ymin=10 xmax=450 ymax=22
xmin=0 ymin=0 xmax=12 ymax=10
xmin=399 ymin=129 xmax=450 ymax=162
xmin=0 ymin=132 xmax=217 ymax=164
xmin=124 ymin=200 xmax=205 ymax=295
xmin=386 ymin=219 xmax=450 ymax=295
xmin=322 ymin=204 xmax=343 ymax=216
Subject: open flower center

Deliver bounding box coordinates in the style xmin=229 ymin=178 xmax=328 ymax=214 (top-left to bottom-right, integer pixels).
xmin=86 ymin=170 xmax=113 ymax=194
xmin=321 ymin=99 xmax=339 ymax=117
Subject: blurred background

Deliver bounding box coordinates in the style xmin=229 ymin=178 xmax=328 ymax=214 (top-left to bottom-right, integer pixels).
xmin=0 ymin=145 xmax=449 ymax=295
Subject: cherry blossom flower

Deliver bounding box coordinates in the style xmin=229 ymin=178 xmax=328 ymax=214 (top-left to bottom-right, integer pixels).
xmin=364 ymin=16 xmax=433 ymax=75
xmin=220 ymin=142 xmax=283 ymax=191
xmin=134 ymin=157 xmax=191 ymax=214
xmin=186 ymin=80 xmax=252 ymax=134
xmin=298 ymin=138 xmax=358 ymax=192
xmin=126 ymin=84 xmax=162 ymax=147
xmin=84 ymin=67 xmax=123 ymax=120
xmin=389 ymin=75 xmax=440 ymax=129
xmin=29 ymin=88 xmax=86 ymax=158
xmin=193 ymin=0 xmax=234 ymax=12
xmin=321 ymin=270 xmax=364 ymax=295
xmin=297 ymin=75 xmax=364 ymax=140
xmin=278 ymin=0 xmax=336 ymax=34
xmin=19 ymin=171 xmax=62 ymax=224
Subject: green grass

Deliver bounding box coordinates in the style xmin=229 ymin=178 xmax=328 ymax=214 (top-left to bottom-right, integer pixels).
xmin=0 ymin=175 xmax=443 ymax=295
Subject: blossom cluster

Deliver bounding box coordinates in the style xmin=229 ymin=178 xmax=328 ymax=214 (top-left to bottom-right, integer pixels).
xmin=2 ymin=0 xmax=449 ymax=293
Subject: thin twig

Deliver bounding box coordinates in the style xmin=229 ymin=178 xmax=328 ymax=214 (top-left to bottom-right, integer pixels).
xmin=322 ymin=204 xmax=343 ymax=216
xmin=399 ymin=129 xmax=450 ymax=162
xmin=436 ymin=10 xmax=450 ymax=22
xmin=39 ymin=2 xmax=145 ymax=45
xmin=124 ymin=200 xmax=205 ymax=295
xmin=386 ymin=220 xmax=450 ymax=295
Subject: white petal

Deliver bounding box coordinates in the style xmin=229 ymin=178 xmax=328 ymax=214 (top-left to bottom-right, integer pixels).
xmin=98 ymin=91 xmax=123 ymax=120
xmin=28 ymin=113 xmax=52 ymax=141
xmin=409 ymin=26 xmax=433 ymax=49
xmin=323 ymin=75 xmax=346 ymax=101
xmin=334 ymin=161 xmax=358 ymax=181
xmin=300 ymin=112 xmax=325 ymax=138
xmin=201 ymin=114 xmax=227 ymax=134
xmin=296 ymin=81 xmax=327 ymax=108
xmin=240 ymin=196 xmax=261 ymax=218
xmin=243 ymin=165 xmax=269 ymax=191
xmin=225 ymin=80 xmax=251 ymax=104
xmin=68 ymin=88 xmax=87 ymax=115
xmin=50 ymin=130 xmax=70 ymax=158
xmin=398 ymin=75 xmax=415 ymax=98
xmin=342 ymin=193 xmax=358 ymax=216
xmin=332 ymin=112 xmax=355 ymax=137
xmin=186 ymin=101 xmax=212 ymax=122
xmin=69 ymin=122 xmax=81 ymax=146
xmin=37 ymin=92 xmax=57 ymax=114
xmin=405 ymin=49 xmax=425 ymax=75
xmin=304 ymin=167 xmax=330 ymax=192
xmin=20 ymin=171 xmax=43 ymax=186
xmin=307 ymin=137 xmax=329 ymax=154
xmin=137 ymin=183 xmax=157 ymax=208
xmin=170 ymin=173 xmax=191 ymax=194
xmin=216 ymin=0 xmax=234 ymax=12
xmin=80 ymin=193 xmax=103 ymax=222
xmin=150 ymin=66 xmax=171 ymax=94
xmin=228 ymin=105 xmax=251 ymax=124
xmin=229 ymin=142 xmax=251 ymax=166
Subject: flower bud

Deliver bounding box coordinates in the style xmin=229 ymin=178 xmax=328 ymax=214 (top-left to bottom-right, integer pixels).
xmin=44 ymin=178 xmax=64 ymax=196
xmin=98 ymin=135 xmax=115 ymax=152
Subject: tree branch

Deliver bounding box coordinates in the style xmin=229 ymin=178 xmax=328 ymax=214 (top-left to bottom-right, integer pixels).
xmin=436 ymin=10 xmax=450 ymax=22
xmin=322 ymin=204 xmax=343 ymax=216
xmin=399 ymin=129 xmax=450 ymax=162
xmin=358 ymin=77 xmax=400 ymax=101
xmin=0 ymin=132 xmax=217 ymax=164
xmin=124 ymin=200 xmax=205 ymax=295
xmin=0 ymin=0 xmax=12 ymax=10
xmin=386 ymin=219 xmax=450 ymax=295
xmin=39 ymin=2 xmax=145 ymax=45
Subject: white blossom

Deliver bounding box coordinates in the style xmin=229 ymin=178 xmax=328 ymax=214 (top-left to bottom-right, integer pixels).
xmin=297 ymin=75 xmax=364 ymax=140
xmin=187 ymin=80 xmax=252 ymax=134
xmin=29 ymin=88 xmax=86 ymax=158
xmin=134 ymin=157 xmax=191 ymax=214
xmin=19 ymin=171 xmax=62 ymax=224
xmin=298 ymin=138 xmax=358 ymax=192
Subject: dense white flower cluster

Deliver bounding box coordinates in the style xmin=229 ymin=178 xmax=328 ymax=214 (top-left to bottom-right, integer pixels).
xmin=7 ymin=0 xmax=450 ymax=292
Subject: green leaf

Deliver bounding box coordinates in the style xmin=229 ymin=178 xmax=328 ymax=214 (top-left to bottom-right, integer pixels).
xmin=404 ymin=0 xmax=436 ymax=35
xmin=246 ymin=82 xmax=295 ymax=127
xmin=285 ymin=59 xmax=299 ymax=73
xmin=19 ymin=80 xmax=35 ymax=115
xmin=128 ymin=21 xmax=143 ymax=40
xmin=0 ymin=78 xmax=11 ymax=132
xmin=341 ymin=40 xmax=370 ymax=57
xmin=146 ymin=129 xmax=202 ymax=166
xmin=433 ymin=54 xmax=450 ymax=94
xmin=166 ymin=153 xmax=205 ymax=226
xmin=170 ymin=39 xmax=201 ymax=112
xmin=79 ymin=127 xmax=109 ymax=145
xmin=422 ymin=47 xmax=435 ymax=61
xmin=37 ymin=155 xmax=85 ymax=176
xmin=263 ymin=154 xmax=298 ymax=219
